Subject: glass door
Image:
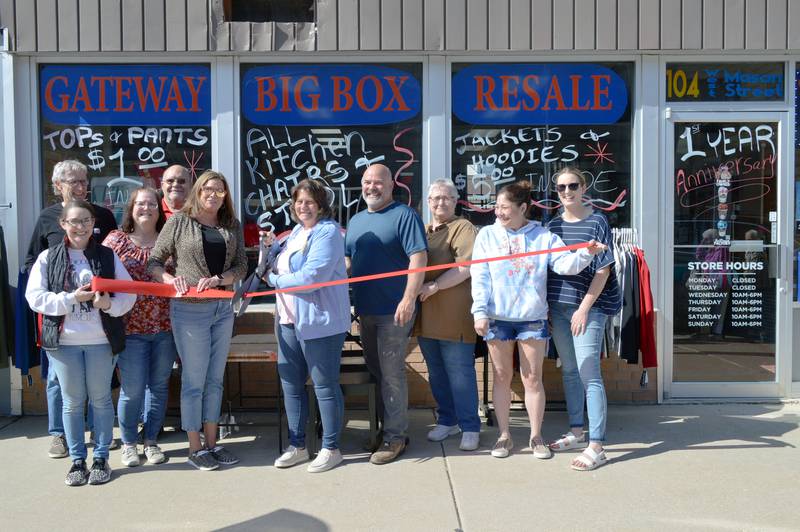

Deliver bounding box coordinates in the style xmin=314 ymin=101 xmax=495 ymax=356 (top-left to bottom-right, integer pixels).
xmin=666 ymin=112 xmax=788 ymax=397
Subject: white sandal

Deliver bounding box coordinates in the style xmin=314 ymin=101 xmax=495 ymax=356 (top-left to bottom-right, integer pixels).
xmin=571 ymin=447 xmax=608 ymax=471
xmin=549 ymin=432 xmax=585 ymax=452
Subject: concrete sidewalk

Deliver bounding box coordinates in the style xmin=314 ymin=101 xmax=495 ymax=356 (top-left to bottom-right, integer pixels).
xmin=1 ymin=403 xmax=799 ymax=532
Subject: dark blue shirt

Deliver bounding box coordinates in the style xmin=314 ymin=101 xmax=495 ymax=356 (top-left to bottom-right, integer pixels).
xmin=546 ymin=211 xmax=621 ymax=315
xmin=345 ymin=202 xmax=427 ymax=316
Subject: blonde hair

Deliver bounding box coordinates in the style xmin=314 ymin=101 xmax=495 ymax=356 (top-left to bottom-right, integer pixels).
xmin=182 ymin=170 xmax=237 ymax=229
xmin=553 ymin=166 xmax=587 ymax=187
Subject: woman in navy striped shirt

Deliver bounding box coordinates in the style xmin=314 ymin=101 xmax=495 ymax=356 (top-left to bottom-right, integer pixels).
xmin=546 ymin=167 xmax=621 ymax=471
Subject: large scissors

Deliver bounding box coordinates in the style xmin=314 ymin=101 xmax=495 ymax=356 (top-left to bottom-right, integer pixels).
xmin=231 ymin=237 xmax=282 ymax=317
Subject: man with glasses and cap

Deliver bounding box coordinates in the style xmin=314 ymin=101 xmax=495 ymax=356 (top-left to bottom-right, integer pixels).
xmin=24 ymin=160 xmax=118 ymax=459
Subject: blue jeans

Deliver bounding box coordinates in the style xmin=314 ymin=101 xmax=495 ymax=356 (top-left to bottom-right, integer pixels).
xmin=277 ymin=324 xmax=345 ymax=450
xmin=46 ymin=344 xmax=117 ymax=461
xmin=170 ymin=300 xmax=234 ymax=432
xmin=46 ymin=356 xmax=64 ymax=437
xmin=360 ymin=314 xmax=414 ymax=443
xmin=116 ymin=331 xmax=178 ymax=444
xmin=486 ymin=319 xmax=550 ymax=341
xmin=417 ymin=337 xmax=480 ymax=433
xmin=549 ymin=301 xmax=608 ymax=443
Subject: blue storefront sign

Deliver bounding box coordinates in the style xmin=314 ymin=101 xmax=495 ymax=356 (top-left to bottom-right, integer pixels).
xmin=241 ymin=64 xmax=422 ymax=126
xmin=451 ymin=63 xmax=628 ymax=125
xmin=40 ymin=64 xmax=211 ymax=126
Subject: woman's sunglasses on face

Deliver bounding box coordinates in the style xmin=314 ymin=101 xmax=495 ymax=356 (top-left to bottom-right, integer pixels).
xmin=556 ymin=182 xmax=581 ymax=193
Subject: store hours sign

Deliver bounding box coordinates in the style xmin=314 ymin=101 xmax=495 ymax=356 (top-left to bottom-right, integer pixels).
xmin=39 ymin=64 xmax=212 ymax=220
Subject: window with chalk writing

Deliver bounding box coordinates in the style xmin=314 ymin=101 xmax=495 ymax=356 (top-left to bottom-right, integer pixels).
xmin=239 ymin=62 xmax=423 ymax=242
xmin=38 ymin=64 xmax=212 ymax=223
xmin=450 ymin=62 xmax=634 ymax=228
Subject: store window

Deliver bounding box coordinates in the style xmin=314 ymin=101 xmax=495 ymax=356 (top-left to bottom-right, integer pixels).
xmin=39 ymin=64 xmax=212 ymax=222
xmin=795 ymin=66 xmax=800 ymax=301
xmin=451 ymin=62 xmax=634 ymax=227
xmin=239 ymin=62 xmax=423 ymax=240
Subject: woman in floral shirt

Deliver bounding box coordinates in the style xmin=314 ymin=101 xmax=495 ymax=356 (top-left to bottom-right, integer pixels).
xmin=103 ymin=187 xmax=176 ymax=468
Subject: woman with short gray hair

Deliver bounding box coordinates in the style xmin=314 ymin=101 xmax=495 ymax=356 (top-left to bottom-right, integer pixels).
xmin=415 ymin=178 xmax=482 ymax=451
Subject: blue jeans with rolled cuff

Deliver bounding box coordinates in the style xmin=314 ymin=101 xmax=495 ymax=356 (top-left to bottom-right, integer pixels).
xmin=170 ymin=300 xmax=234 ymax=433
xmin=46 ymin=344 xmax=117 ymax=461
xmin=417 ymin=337 xmax=481 ymax=433
xmin=549 ymin=301 xmax=608 ymax=443
xmin=277 ymin=324 xmax=345 ymax=450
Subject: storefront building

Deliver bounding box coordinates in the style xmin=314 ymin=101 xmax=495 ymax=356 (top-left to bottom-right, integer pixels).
xmin=1 ymin=1 xmax=800 ymax=415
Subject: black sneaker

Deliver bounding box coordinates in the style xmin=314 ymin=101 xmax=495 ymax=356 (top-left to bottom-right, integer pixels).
xmin=49 ymin=434 xmax=68 ymax=459
xmin=87 ymin=458 xmax=113 ymax=485
xmin=209 ymin=445 xmax=240 ymax=465
xmin=187 ymin=449 xmax=219 ymax=471
xmin=65 ymin=459 xmax=89 ymax=486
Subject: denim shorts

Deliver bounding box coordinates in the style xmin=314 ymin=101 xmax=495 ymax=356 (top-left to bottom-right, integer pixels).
xmin=485 ymin=319 xmax=550 ymax=341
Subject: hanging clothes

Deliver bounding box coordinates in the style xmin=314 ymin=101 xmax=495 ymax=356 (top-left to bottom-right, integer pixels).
xmin=13 ymin=269 xmax=39 ymax=375
xmin=618 ymin=248 xmax=641 ymax=363
xmin=634 ymin=247 xmax=657 ymax=368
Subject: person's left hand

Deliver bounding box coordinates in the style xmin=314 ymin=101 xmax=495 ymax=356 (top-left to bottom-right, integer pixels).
xmin=570 ymin=307 xmax=589 ymax=336
xmin=394 ymin=296 xmax=415 ymax=326
xmin=585 ymin=239 xmax=608 ymax=255
xmin=419 ymin=281 xmax=439 ymax=302
xmin=93 ymin=291 xmax=111 ymax=311
xmin=197 ymin=276 xmax=221 ymax=292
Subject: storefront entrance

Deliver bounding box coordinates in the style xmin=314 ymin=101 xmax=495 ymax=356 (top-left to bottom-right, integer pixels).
xmin=665 ymin=111 xmax=790 ymax=398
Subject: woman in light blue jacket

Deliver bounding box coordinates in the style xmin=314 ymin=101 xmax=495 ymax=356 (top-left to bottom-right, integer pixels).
xmin=471 ymin=181 xmax=606 ymax=460
xmin=263 ymin=179 xmax=350 ymax=473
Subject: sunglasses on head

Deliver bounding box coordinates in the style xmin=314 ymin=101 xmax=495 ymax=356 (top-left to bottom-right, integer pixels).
xmin=556 ymin=183 xmax=581 ymax=192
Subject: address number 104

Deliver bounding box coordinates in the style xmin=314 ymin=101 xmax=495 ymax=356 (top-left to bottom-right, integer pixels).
xmin=666 ymin=69 xmax=700 ymax=99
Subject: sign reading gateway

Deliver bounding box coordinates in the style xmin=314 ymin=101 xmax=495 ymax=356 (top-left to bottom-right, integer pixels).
xmin=241 ymin=64 xmax=422 ymax=126
xmin=451 ymin=64 xmax=628 ymax=125
xmin=40 ymin=64 xmax=210 ymax=126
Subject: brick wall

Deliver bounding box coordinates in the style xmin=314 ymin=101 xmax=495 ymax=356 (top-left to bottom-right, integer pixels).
xmin=21 ymin=309 xmax=657 ymax=415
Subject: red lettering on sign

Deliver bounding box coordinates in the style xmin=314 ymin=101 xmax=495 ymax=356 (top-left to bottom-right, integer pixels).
xmin=294 ymin=76 xmax=320 ymax=112
xmin=163 ymin=77 xmax=188 ymax=112
xmin=475 ymin=76 xmax=498 ymax=111
xmin=280 ymin=76 xmax=292 ymax=112
xmin=356 ymin=75 xmax=383 ymax=112
xmin=591 ymin=74 xmax=612 ymax=110
xmin=384 ymin=76 xmax=411 ymax=111
xmin=255 ymin=77 xmax=278 ymax=111
xmin=332 ymin=76 xmax=353 ymax=111
xmin=70 ymin=78 xmax=94 ymax=112
xmin=114 ymin=77 xmax=134 ymax=112
xmin=570 ymin=75 xmax=591 ymax=110
xmin=183 ymin=76 xmax=206 ymax=112
xmin=521 ymin=75 xmax=541 ymax=110
xmin=133 ymin=77 xmax=170 ymax=113
xmin=90 ymin=77 xmax=113 ymax=112
xmin=541 ymin=77 xmax=567 ymax=111
xmin=44 ymin=76 xmax=69 ymax=112
xmin=500 ymin=76 xmax=521 ymax=111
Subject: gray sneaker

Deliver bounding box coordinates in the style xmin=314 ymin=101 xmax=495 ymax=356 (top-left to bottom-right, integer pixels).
xmin=209 ymin=445 xmax=239 ymax=465
xmin=120 ymin=444 xmax=140 ymax=467
xmin=87 ymin=458 xmax=112 ymax=485
xmin=187 ymin=449 xmax=219 ymax=471
xmin=144 ymin=445 xmax=167 ymax=465
xmin=48 ymin=435 xmax=68 ymax=459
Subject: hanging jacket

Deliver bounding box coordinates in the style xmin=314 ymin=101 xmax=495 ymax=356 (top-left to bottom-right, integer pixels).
xmin=470 ymin=220 xmax=594 ymax=322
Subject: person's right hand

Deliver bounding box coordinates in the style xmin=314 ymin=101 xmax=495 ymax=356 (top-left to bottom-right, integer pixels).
xmin=73 ymin=284 xmax=95 ymax=302
xmin=164 ymin=274 xmax=189 ymax=295
xmin=259 ymin=230 xmax=276 ymax=247
xmin=474 ymin=318 xmax=489 ymax=336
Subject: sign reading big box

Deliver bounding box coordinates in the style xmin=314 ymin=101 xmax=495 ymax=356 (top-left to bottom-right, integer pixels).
xmin=240 ymin=63 xmax=423 ymax=233
xmin=451 ymin=62 xmax=634 ymax=228
xmin=38 ymin=64 xmax=213 ymax=221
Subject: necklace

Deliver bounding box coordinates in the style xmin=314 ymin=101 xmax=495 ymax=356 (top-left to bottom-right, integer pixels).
xmin=129 ymin=232 xmax=157 ymax=249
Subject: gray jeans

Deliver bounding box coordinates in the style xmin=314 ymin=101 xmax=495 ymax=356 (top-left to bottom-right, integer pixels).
xmin=360 ymin=314 xmax=414 ymax=443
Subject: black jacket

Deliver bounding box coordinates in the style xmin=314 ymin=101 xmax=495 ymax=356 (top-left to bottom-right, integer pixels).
xmin=41 ymin=238 xmax=126 ymax=354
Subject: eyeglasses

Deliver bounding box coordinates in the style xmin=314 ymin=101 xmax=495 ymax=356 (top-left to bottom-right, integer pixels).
xmin=134 ymin=201 xmax=158 ymax=208
xmin=62 ymin=179 xmax=88 ymax=187
xmin=556 ymin=183 xmax=581 ymax=193
xmin=163 ymin=178 xmax=187 ymax=185
xmin=201 ymin=186 xmax=227 ymax=198
xmin=64 ymin=217 xmax=94 ymax=228
xmin=428 ymin=195 xmax=456 ymax=203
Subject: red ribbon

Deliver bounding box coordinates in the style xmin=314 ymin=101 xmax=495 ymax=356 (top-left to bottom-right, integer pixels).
xmin=91 ymin=242 xmax=591 ymax=299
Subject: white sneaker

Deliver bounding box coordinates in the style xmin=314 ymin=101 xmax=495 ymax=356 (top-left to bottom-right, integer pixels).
xmin=307 ymin=448 xmax=343 ymax=473
xmin=120 ymin=444 xmax=140 ymax=467
xmin=274 ymin=445 xmax=309 ymax=468
xmin=427 ymin=424 xmax=461 ymax=442
xmin=459 ymin=432 xmax=480 ymax=451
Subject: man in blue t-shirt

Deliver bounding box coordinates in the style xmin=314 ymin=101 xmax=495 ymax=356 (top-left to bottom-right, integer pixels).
xmin=345 ymin=164 xmax=427 ymax=465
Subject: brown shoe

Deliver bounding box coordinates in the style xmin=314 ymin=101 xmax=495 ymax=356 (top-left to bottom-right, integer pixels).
xmin=369 ymin=439 xmax=406 ymax=465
